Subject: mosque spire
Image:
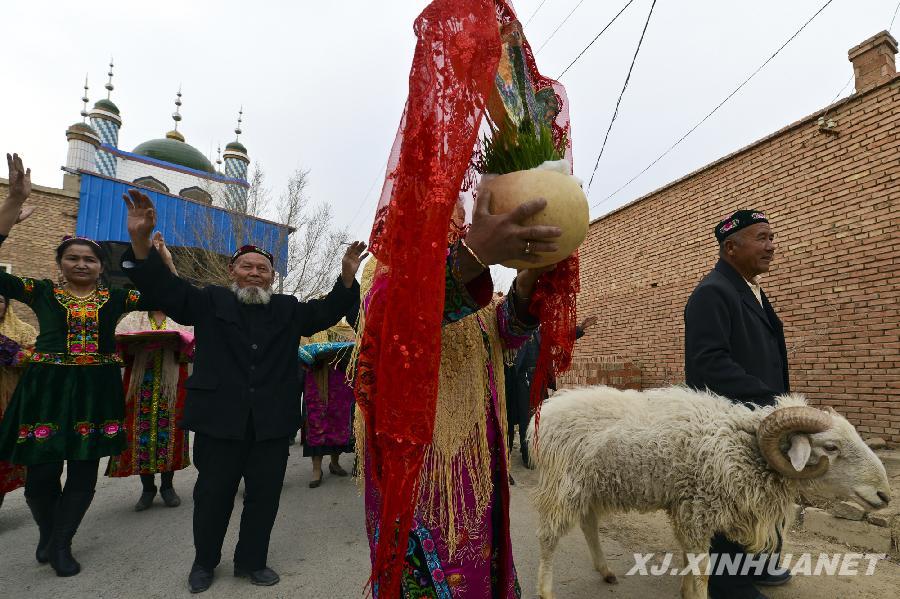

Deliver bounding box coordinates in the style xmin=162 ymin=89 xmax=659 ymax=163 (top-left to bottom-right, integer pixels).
xmin=80 ymin=75 xmax=90 ymax=122
xmin=234 ymin=106 xmax=243 ymax=142
xmin=172 ymin=86 xmax=183 ymax=131
xmin=216 ymin=144 xmax=223 ymax=168
xmin=105 ymin=58 xmax=115 ymax=100
xmin=166 ymin=86 xmax=185 ymax=142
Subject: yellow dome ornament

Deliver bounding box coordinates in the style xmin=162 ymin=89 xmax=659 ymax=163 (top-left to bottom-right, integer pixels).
xmin=478 ymin=120 xmax=589 ymax=269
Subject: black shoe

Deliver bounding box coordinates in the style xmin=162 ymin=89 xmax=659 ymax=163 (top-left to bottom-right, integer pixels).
xmin=160 ymin=487 xmax=181 ymax=508
xmin=508 ymin=474 xmax=516 ymax=486
xmin=309 ymin=474 xmax=323 ymax=489
xmin=135 ymin=488 xmax=156 ymax=512
xmin=234 ymin=566 xmax=280 ymax=586
xmin=708 ymin=585 xmax=768 ymax=599
xmin=188 ymin=564 xmax=215 ymax=593
xmin=755 ymin=569 xmax=792 ymax=586
xmin=49 ymin=490 xmax=94 ymax=577
xmin=26 ymin=493 xmax=58 ymax=564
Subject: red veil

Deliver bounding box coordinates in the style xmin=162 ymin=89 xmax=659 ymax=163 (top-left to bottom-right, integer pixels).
xmin=354 ymin=1 xmax=578 ymax=595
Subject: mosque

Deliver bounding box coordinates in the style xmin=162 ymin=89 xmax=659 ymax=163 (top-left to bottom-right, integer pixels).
xmin=0 ymin=61 xmax=288 ymax=307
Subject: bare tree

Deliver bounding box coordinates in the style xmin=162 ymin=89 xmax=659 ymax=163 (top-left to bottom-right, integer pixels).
xmin=276 ymin=168 xmax=348 ymax=300
xmin=172 ymin=164 xmax=346 ymax=300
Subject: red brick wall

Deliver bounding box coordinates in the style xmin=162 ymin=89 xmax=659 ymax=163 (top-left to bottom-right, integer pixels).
xmin=575 ymin=74 xmax=900 ymax=441
xmin=0 ymin=180 xmax=79 ymax=328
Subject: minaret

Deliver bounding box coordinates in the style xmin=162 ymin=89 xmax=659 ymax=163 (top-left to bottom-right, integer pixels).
xmin=223 ymin=108 xmax=250 ymax=206
xmin=65 ymin=76 xmax=100 ymax=185
xmin=89 ymin=58 xmax=122 ymax=177
xmin=165 ymin=86 xmax=186 ymax=143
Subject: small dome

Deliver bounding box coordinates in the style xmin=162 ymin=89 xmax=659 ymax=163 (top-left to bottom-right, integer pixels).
xmin=92 ymin=98 xmax=120 ymax=115
xmin=132 ymin=136 xmax=215 ymax=173
xmin=225 ymin=140 xmax=248 ymax=154
xmin=67 ymin=122 xmax=97 ymax=135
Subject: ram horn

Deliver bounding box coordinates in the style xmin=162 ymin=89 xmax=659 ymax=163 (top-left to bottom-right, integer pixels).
xmin=757 ymin=406 xmax=832 ymax=479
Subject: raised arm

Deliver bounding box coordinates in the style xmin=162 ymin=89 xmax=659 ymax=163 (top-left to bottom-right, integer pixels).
xmin=294 ymin=242 xmax=366 ymax=337
xmin=0 ymin=153 xmax=36 ymax=239
xmin=121 ymin=189 xmax=206 ymax=324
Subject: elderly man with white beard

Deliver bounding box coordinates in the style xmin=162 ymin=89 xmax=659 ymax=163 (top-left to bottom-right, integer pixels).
xmin=120 ymin=189 xmax=366 ymax=594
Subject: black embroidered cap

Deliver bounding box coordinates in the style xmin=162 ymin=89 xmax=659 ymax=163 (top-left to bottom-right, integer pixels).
xmin=230 ymin=245 xmax=274 ymax=266
xmin=715 ymin=210 xmax=769 ymax=243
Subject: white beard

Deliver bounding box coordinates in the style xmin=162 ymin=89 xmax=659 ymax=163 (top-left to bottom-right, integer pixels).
xmin=231 ymin=283 xmax=273 ymax=305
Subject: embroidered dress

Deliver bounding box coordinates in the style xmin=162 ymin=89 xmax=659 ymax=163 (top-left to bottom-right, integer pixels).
xmin=299 ymin=342 xmax=355 ymax=458
xmin=106 ymin=312 xmax=193 ymax=477
xmin=0 ymin=311 xmax=34 ymax=493
xmin=359 ymin=250 xmax=533 ymax=598
xmin=0 ymin=274 xmax=148 ymax=465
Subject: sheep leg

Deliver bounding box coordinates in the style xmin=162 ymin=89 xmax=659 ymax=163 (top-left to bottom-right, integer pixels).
xmin=679 ymin=550 xmax=710 ymax=599
xmin=579 ymin=508 xmax=617 ymax=583
xmin=537 ymin=530 xmax=560 ymax=599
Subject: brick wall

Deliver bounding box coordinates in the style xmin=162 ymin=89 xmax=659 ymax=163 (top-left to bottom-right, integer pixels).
xmin=575 ymin=74 xmax=900 ymax=441
xmin=0 ymin=179 xmax=79 ymax=328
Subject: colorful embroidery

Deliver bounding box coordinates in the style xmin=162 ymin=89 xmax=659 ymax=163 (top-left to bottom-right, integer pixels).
xmin=53 ymin=285 xmax=110 ymax=357
xmin=18 ymin=277 xmax=36 ymax=305
xmin=751 ymin=211 xmax=767 ymax=220
xmin=74 ymin=421 xmax=96 ymax=438
xmin=125 ymin=289 xmax=142 ymax=311
xmin=719 ymin=218 xmax=739 ymax=235
xmin=17 ymin=423 xmax=59 ymax=443
xmin=100 ymin=420 xmax=123 ymax=438
xmin=29 ymin=351 xmax=122 ymax=366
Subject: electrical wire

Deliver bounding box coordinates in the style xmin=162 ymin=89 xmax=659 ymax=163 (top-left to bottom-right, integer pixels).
xmin=525 ymin=0 xmax=550 ymax=26
xmin=557 ymin=0 xmax=637 ymax=79
xmin=535 ymin=0 xmax=588 ymax=54
xmin=586 ymin=0 xmax=659 ymax=190
xmin=591 ymin=0 xmax=838 ymax=209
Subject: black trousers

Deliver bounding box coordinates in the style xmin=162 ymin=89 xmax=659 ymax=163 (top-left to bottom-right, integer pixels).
xmin=25 ymin=459 xmax=100 ymax=497
xmin=708 ymin=531 xmax=783 ymax=595
xmin=192 ymin=425 xmax=290 ymax=571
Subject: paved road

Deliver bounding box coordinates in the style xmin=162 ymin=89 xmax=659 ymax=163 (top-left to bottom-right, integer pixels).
xmin=1 ymin=446 xmax=897 ymax=598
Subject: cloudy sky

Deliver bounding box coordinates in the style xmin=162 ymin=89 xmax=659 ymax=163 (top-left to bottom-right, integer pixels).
xmin=3 ymin=0 xmax=897 ymax=254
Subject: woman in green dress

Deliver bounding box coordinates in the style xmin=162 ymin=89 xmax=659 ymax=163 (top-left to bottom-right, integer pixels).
xmin=0 ymin=153 xmax=154 ymax=577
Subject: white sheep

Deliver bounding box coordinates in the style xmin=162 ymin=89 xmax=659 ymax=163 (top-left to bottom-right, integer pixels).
xmin=527 ymin=385 xmax=892 ymax=599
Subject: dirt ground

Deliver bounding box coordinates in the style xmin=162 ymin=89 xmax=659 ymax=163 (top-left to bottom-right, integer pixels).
xmin=0 ymin=445 xmax=897 ymax=598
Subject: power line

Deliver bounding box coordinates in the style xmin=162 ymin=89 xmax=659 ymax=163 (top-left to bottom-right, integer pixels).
xmin=586 ymin=0 xmax=659 ymax=190
xmin=525 ymin=0 xmax=550 ymax=26
xmin=535 ymin=0 xmax=587 ymax=54
xmin=591 ymin=0 xmax=838 ymax=209
xmin=557 ymin=0 xmax=637 ymax=79
xmin=890 ymin=0 xmax=900 ymax=30
xmin=346 ymin=158 xmax=389 ymax=235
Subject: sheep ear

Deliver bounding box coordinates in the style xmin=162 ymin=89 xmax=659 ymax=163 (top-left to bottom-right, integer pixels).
xmin=787 ymin=435 xmax=812 ymax=472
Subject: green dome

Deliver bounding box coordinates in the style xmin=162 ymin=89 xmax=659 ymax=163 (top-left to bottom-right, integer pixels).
xmin=132 ymin=136 xmax=215 ymax=173
xmin=67 ymin=122 xmax=97 ymax=135
xmin=225 ymin=140 xmax=247 ymax=154
xmin=92 ymin=98 xmax=120 ymax=115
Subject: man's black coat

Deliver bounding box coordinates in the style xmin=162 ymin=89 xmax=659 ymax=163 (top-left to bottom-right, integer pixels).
xmin=684 ymin=259 xmax=789 ymax=406
xmin=122 ymin=247 xmax=360 ymax=440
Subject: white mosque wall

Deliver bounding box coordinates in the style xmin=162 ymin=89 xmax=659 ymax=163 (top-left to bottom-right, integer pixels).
xmin=115 ymin=157 xmax=235 ymax=205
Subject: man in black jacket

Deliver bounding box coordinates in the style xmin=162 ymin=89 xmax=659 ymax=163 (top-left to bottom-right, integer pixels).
xmin=121 ymin=189 xmax=365 ymax=593
xmin=684 ymin=209 xmax=789 ymax=599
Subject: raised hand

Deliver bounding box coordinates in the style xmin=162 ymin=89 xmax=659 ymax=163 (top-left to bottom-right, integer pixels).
xmin=15 ymin=205 xmax=35 ymax=224
xmin=580 ymin=315 xmax=598 ymax=331
xmin=341 ymin=241 xmax=369 ymax=287
xmin=152 ymin=232 xmax=177 ymax=275
xmin=465 ymin=186 xmax=562 ymax=267
xmin=7 ymin=153 xmax=31 ymax=203
xmin=122 ymin=189 xmax=157 ymax=259
xmin=1 ymin=153 xmax=34 ymax=236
